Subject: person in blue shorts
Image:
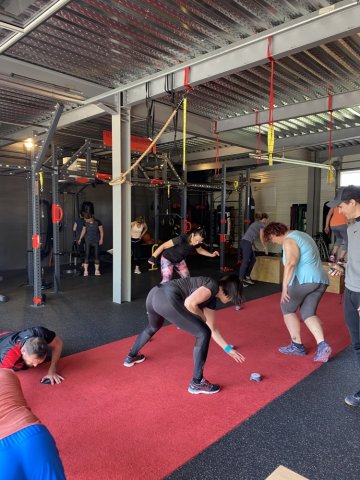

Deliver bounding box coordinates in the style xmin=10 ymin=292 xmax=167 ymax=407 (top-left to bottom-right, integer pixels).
xmin=0 ymin=368 xmax=66 ymax=480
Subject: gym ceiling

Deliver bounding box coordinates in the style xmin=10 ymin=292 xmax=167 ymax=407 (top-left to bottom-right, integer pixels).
xmin=0 ymin=0 xmax=360 ymax=175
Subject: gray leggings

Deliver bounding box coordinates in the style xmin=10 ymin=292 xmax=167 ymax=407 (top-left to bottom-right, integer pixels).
xmin=281 ymin=277 xmax=327 ymax=321
xmin=331 ymin=224 xmax=348 ymax=249
xmin=129 ymin=285 xmax=211 ymax=380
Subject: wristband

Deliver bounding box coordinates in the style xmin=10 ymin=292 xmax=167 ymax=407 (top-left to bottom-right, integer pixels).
xmin=149 ymin=256 xmax=157 ymax=264
xmin=224 ymin=344 xmax=233 ymax=353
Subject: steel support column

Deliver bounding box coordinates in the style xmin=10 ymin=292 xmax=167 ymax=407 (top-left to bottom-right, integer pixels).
xmin=306 ymin=153 xmax=322 ymax=237
xmin=181 ymin=160 xmax=187 ymax=234
xmin=112 ymin=96 xmax=131 ymax=303
xmin=220 ymin=164 xmax=226 ymax=271
xmin=237 ymin=174 xmax=244 ymax=262
xmin=51 ymin=144 xmax=61 ymax=294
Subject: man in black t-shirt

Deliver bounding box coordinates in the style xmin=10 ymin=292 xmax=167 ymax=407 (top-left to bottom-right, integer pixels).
xmin=123 ymin=275 xmax=245 ymax=394
xmin=0 ymin=326 xmax=64 ymax=385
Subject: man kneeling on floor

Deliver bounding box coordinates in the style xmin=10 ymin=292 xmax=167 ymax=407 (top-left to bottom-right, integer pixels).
xmin=0 ymin=368 xmax=66 ymax=480
xmin=0 ymin=326 xmax=64 ymax=385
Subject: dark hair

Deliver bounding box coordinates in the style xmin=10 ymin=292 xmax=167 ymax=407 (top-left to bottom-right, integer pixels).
xmin=135 ymin=216 xmax=144 ymax=223
xmin=219 ymin=274 xmax=243 ymax=305
xmin=263 ymin=222 xmax=288 ymax=242
xmin=255 ymin=212 xmax=268 ymax=220
xmin=23 ymin=337 xmax=48 ymax=359
xmin=81 ymin=201 xmax=94 ymax=216
xmin=189 ymin=227 xmax=206 ymax=241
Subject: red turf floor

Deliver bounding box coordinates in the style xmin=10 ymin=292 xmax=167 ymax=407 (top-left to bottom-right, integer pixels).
xmin=19 ymin=292 xmax=349 ymax=480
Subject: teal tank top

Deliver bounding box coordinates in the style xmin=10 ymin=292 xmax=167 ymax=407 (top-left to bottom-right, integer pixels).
xmin=282 ymin=231 xmax=328 ymax=286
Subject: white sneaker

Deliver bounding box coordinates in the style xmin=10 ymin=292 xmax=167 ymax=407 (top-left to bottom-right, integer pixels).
xmin=134 ymin=266 xmax=141 ymax=274
xmin=95 ymin=271 xmax=101 ymax=276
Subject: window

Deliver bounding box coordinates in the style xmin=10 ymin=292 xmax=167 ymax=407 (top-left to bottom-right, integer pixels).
xmin=339 ymin=170 xmax=360 ymax=186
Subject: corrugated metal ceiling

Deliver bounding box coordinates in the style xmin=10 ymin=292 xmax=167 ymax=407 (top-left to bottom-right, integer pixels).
xmin=0 ymin=0 xmax=359 ymax=168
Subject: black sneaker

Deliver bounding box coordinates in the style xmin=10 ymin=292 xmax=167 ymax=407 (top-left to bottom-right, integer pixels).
xmin=123 ymin=354 xmax=146 ymax=367
xmin=188 ymin=378 xmax=221 ymax=395
xmin=345 ymin=391 xmax=360 ymax=407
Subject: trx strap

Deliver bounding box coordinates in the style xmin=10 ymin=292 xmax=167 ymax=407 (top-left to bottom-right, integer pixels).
xmin=255 ymin=109 xmax=262 ymax=164
xmin=267 ymin=37 xmax=275 ymax=166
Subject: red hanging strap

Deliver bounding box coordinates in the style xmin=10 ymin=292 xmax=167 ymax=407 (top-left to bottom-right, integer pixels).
xmin=267 ymin=36 xmax=275 ymax=127
xmin=183 ymin=66 xmax=193 ymax=91
xmin=328 ymin=93 xmax=333 ymax=162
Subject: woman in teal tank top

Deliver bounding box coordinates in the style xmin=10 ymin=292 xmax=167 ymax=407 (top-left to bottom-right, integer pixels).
xmin=263 ymin=222 xmax=332 ymax=363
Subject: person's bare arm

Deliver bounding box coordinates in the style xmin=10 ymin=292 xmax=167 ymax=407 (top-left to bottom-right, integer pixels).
xmin=148 ymin=239 xmax=175 ymax=264
xmin=41 ymin=336 xmax=64 ymax=385
xmin=99 ymin=225 xmax=104 ymax=246
xmin=204 ymin=308 xmax=245 ymax=363
xmin=196 ymin=247 xmax=219 ymax=258
xmin=281 ymin=238 xmax=300 ymax=303
xmin=259 ymin=229 xmax=269 ymax=254
xmin=324 ymin=208 xmax=334 ymax=234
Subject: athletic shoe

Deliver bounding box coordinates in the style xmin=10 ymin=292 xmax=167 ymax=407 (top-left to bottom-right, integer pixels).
xmin=345 ymin=391 xmax=360 ymax=407
xmin=188 ymin=378 xmax=221 ymax=395
xmin=241 ymin=281 xmax=249 ymax=288
xmin=279 ymin=342 xmax=306 ymax=356
xmin=123 ymin=354 xmax=146 ymax=367
xmin=244 ymin=277 xmax=255 ymax=285
xmin=329 ymin=255 xmax=336 ymax=262
xmin=134 ymin=266 xmax=141 ymax=274
xmin=83 ymin=271 xmax=89 ymax=277
xmin=95 ymin=271 xmax=101 ymax=276
xmin=314 ymin=341 xmax=332 ymax=362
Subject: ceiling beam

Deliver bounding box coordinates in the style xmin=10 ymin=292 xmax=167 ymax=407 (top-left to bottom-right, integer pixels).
xmin=275 ymin=126 xmax=360 ymax=150
xmin=318 ymin=144 xmax=360 ymax=160
xmin=216 ymin=90 xmax=360 ymax=132
xmin=172 ymin=145 xmax=251 ymax=163
xmin=0 ymin=56 xmax=109 ymax=100
xmin=0 ymin=104 xmax=109 ymax=147
xmin=83 ymin=0 xmax=360 ymax=107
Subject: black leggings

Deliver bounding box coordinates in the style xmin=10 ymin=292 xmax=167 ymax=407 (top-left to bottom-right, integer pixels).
xmin=129 ymin=285 xmax=211 ymax=380
xmin=84 ymin=242 xmax=99 ymax=264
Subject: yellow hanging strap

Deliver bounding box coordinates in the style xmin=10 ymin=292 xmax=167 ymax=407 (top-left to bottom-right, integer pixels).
xmin=183 ymin=96 xmax=187 ymax=171
xmin=267 ymin=126 xmax=275 ymax=166
xmin=167 ymin=184 xmax=171 ymax=199
xmin=39 ymin=171 xmax=44 ymax=192
xmin=267 ymin=36 xmax=275 ymax=167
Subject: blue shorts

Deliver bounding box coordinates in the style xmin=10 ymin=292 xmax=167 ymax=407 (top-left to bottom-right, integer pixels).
xmin=0 ymin=425 xmax=65 ymax=480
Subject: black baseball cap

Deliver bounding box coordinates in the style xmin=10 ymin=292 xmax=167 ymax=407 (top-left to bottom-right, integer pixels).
xmin=326 ymin=185 xmax=360 ymax=208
